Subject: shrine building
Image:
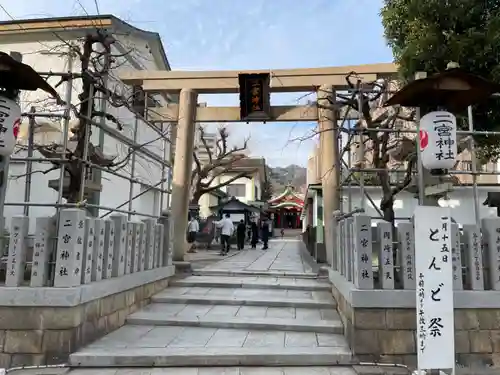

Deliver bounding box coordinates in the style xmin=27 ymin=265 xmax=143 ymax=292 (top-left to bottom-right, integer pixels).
xmin=267 ymin=184 xmax=304 ymax=229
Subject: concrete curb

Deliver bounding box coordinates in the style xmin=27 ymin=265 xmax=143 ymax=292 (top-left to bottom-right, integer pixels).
xmin=151 ymin=294 xmax=337 ymax=309
xmin=126 ymin=314 xmax=344 ymax=334
xmin=69 ymin=347 xmax=354 ymax=367
xmin=192 ymin=269 xmax=319 ymax=278
xmin=170 ymin=278 xmax=331 ymax=291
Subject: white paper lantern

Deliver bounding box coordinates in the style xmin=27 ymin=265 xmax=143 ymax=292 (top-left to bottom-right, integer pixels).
xmin=0 ymin=95 xmax=21 ymax=156
xmin=419 ymin=111 xmax=457 ymax=170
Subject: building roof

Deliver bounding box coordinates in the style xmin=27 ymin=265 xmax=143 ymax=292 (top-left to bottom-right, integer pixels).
xmin=269 ymin=184 xmax=304 ymax=205
xmin=0 ymin=15 xmax=170 ymax=71
xmin=304 ymin=183 xmax=322 ymax=199
xmin=228 ymin=157 xmax=267 ymax=182
xmin=209 ymin=197 xmax=262 ymax=213
xmin=301 ymin=183 xmax=322 ymax=219
xmin=208 ymin=188 xmax=228 ymax=199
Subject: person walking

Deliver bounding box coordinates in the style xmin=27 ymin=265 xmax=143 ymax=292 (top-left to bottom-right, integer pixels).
xmin=214 ymin=213 xmax=234 ymax=255
xmin=246 ymin=224 xmax=252 ymax=244
xmin=250 ymin=221 xmax=259 ymax=249
xmin=236 ymin=219 xmax=246 ymax=250
xmin=261 ymin=218 xmax=269 ymax=250
xmin=186 ymin=215 xmax=199 ymax=253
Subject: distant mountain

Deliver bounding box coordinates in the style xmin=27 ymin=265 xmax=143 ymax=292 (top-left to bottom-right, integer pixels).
xmin=267 ymin=164 xmax=307 ymax=195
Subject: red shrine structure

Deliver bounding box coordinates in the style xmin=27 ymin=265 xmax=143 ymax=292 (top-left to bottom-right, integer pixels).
xmin=267 ymin=184 xmax=304 ymax=229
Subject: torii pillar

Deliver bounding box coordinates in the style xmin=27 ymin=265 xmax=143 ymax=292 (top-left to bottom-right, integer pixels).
xmin=317 ymin=84 xmax=340 ymax=265
xmin=170 ymin=88 xmax=198 ymax=261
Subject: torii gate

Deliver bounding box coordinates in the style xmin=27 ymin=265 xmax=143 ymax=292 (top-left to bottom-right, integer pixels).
xmin=119 ymin=63 xmax=397 ymax=261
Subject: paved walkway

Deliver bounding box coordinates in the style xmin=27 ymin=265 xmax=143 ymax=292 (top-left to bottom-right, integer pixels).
xmin=198 ymin=240 xmax=315 ymax=274
xmin=65 ymin=240 xmax=354 ymax=374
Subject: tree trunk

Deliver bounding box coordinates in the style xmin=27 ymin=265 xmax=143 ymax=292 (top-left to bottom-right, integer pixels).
xmin=380 ymin=194 xmax=395 ymax=224
xmin=190 ymin=192 xmax=202 ymax=206
xmin=377 ymin=170 xmax=395 ymax=224
xmin=66 ymin=165 xmax=83 ymax=204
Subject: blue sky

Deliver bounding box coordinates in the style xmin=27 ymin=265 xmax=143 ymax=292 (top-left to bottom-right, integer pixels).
xmin=0 ymin=0 xmax=393 ymax=167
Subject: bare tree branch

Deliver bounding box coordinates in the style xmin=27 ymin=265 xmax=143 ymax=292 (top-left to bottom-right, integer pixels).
xmin=189 ymin=126 xmax=252 ymax=205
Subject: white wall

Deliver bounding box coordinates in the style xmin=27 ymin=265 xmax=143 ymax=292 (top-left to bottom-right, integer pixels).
xmin=253 ymin=174 xmax=261 ymax=201
xmin=198 ymin=193 xmax=219 ymax=218
xmin=1 ymin=34 xmax=171 ymax=232
xmin=341 ymin=186 xmax=500 ymax=226
xmin=196 ymin=171 xmax=260 ymax=217
xmin=216 ymin=173 xmax=256 ymax=203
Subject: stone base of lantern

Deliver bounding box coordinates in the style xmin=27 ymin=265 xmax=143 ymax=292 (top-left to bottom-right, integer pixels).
xmin=0 ymin=265 xmax=174 ymax=368
xmin=330 ymin=269 xmax=500 ymax=370
xmin=314 ymin=242 xmax=327 ymax=263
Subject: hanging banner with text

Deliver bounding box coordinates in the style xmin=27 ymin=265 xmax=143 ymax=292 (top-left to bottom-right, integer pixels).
xmin=414 ymin=205 xmax=455 ymax=370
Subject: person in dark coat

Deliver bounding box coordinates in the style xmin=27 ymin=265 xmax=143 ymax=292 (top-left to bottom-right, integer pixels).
xmin=250 ymin=221 xmax=259 ymax=249
xmin=236 ymin=220 xmax=246 ymax=250
xmin=261 ymin=219 xmax=269 ymax=250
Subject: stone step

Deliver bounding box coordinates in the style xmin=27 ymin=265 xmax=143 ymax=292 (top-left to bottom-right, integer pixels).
xmin=70 ymin=325 xmax=352 ymax=368
xmin=151 ymin=288 xmax=336 ymax=309
xmin=127 ymin=311 xmax=343 ymax=334
xmin=171 ymin=275 xmax=331 ymax=291
xmin=63 ymin=367 xmax=358 ymax=375
xmin=70 ymin=346 xmax=353 ymax=367
xmin=193 ymin=269 xmax=319 ymax=278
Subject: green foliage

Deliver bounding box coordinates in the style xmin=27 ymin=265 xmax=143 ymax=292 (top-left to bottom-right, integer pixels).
xmin=381 ymin=0 xmax=500 ymax=161
xmin=261 ymin=177 xmax=274 ymax=201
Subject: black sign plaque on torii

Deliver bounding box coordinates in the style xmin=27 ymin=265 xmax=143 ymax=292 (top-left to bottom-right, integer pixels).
xmin=238 ymin=73 xmax=271 ymax=122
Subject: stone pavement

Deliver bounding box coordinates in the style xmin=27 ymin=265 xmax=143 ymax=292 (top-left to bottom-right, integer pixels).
xmin=64 ymin=240 xmax=354 ymax=373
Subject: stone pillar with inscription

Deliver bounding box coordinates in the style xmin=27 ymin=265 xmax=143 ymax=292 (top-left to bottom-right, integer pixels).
xmin=131 ymin=222 xmax=141 ymax=272
xmin=140 ymin=222 xmax=147 ymax=271
xmin=102 ymin=219 xmax=115 ymax=279
xmin=397 ymin=222 xmax=416 ymax=289
xmin=332 ymin=211 xmax=340 ymax=271
xmin=30 ymin=217 xmax=56 ymax=287
xmin=158 ymin=213 xmax=170 ymax=266
xmin=377 ymin=221 xmax=394 ymax=289
xmin=168 ymin=214 xmax=174 ymax=264
xmin=125 ymin=222 xmax=134 ymax=274
xmin=155 ymin=223 xmax=164 ymax=268
xmin=82 ymin=218 xmax=95 ymax=284
xmin=5 ymin=216 xmax=29 ymax=287
xmin=352 ymin=215 xmax=373 ymax=289
xmin=92 ymin=218 xmax=105 ymax=282
xmin=143 ymin=218 xmax=156 ymax=270
xmin=345 ymin=218 xmax=353 ymax=282
xmin=110 ymin=214 xmax=127 ymax=277
xmin=54 ymin=209 xmax=86 ymax=287
xmin=462 ymin=224 xmax=484 ymax=290
xmin=451 ymin=223 xmax=463 ymax=290
xmin=481 ymin=218 xmax=500 ymax=290
xmin=338 ymin=220 xmax=345 ymax=276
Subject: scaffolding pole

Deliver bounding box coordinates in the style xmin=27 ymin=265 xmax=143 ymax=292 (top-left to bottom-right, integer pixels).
xmin=334 ymin=73 xmax=498 ymax=223
xmin=159 ymin=122 xmax=169 ymax=216
xmin=78 ymin=84 xmax=95 ymax=204
xmin=4 ymin=201 xmax=160 ymax=219
xmin=468 ymin=105 xmax=481 ymax=226
xmin=347 ymin=167 xmax=500 ymax=176
xmin=3 ymin=62 xmax=172 ymax=223
xmin=356 ymin=85 xmax=366 ymax=210
xmin=56 ymin=49 xmax=75 ymax=211
xmin=101 ymin=178 xmax=167 ymax=219
xmin=23 ymin=107 xmax=36 ymax=216
xmin=127 ymin=113 xmax=139 ymax=221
